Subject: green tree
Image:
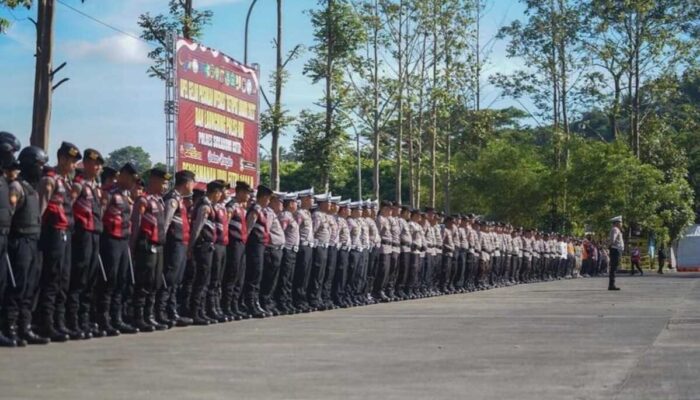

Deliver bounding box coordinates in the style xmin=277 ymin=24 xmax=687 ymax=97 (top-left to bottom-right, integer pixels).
xmin=138 ymin=0 xmax=213 ymax=80
xmin=304 ymin=0 xmax=365 ymax=191
xmin=105 ymin=146 xmax=153 ymax=174
xmin=0 ymin=0 xmax=31 ymax=33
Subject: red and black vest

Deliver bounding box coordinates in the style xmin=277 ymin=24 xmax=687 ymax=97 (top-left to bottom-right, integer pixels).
xmin=214 ymin=203 xmax=229 ymax=246
xmin=226 ymin=201 xmax=248 ymax=244
xmin=42 ymin=171 xmax=73 ymax=231
xmin=163 ymin=190 xmax=190 ymax=244
xmin=137 ymin=194 xmax=166 ymax=245
xmin=10 ymin=179 xmax=41 ymax=237
xmin=103 ymin=187 xmax=131 ymax=239
xmin=72 ymin=177 xmax=103 ymax=233
xmin=247 ymin=204 xmax=269 ymax=246
xmin=193 ymin=197 xmax=217 ymax=244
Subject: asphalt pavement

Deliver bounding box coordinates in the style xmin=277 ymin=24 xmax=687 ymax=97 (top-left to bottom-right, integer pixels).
xmin=1 ymin=272 xmax=698 ymax=400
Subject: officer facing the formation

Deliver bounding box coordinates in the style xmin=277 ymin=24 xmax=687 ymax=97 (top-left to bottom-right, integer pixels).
xmin=292 ymin=188 xmax=314 ymax=313
xmin=158 ymin=170 xmax=195 ymax=328
xmin=209 ymin=181 xmax=231 ymax=322
xmin=66 ymin=149 xmax=105 ymax=340
xmin=259 ymin=191 xmax=285 ymax=316
xmin=0 ymin=132 xmax=21 ymax=347
xmin=36 ymin=141 xmax=81 ymax=343
xmin=308 ymin=193 xmax=330 ymax=310
xmin=608 ymin=216 xmax=624 ymax=291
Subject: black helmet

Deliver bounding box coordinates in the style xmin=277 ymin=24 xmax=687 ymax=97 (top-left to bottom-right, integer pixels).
xmin=0 ymin=131 xmax=21 ymax=154
xmin=18 ymin=146 xmax=49 ymax=167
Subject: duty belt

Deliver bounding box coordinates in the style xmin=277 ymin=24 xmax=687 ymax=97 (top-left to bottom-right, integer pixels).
xmin=300 ymin=241 xmax=313 ymax=247
xmin=284 ymin=245 xmax=299 ymax=252
xmin=266 ymin=244 xmax=284 ymax=251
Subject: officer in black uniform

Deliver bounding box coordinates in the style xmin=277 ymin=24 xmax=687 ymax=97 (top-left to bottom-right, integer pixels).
xmin=130 ymin=168 xmax=170 ymax=332
xmin=244 ymin=185 xmax=273 ymax=319
xmin=96 ymin=163 xmax=140 ymax=336
xmin=221 ymin=181 xmax=253 ymax=320
xmin=66 ymin=149 xmax=104 ymax=340
xmin=157 ymin=170 xmax=195 ymax=328
xmin=188 ymin=180 xmax=224 ymax=325
xmin=36 ymin=141 xmax=81 ymax=342
xmin=208 ymin=181 xmax=230 ymax=322
xmin=3 ymin=146 xmax=50 ymax=345
xmin=0 ymin=132 xmax=21 ymax=347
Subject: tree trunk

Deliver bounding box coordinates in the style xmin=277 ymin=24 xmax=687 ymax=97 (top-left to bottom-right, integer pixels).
xmin=183 ymin=0 xmax=193 ymax=39
xmin=610 ymin=72 xmax=622 ymax=141
xmin=558 ymin=0 xmax=569 ymax=168
xmin=475 ymin=0 xmax=481 ymax=111
xmin=633 ymin=10 xmax=641 ymax=159
xmin=323 ymin=0 xmax=334 ymax=192
xmin=372 ymin=0 xmax=380 ymax=200
xmin=429 ymin=0 xmax=439 ymax=208
xmin=415 ymin=33 xmax=427 ymax=209
xmin=443 ymin=33 xmax=451 ymax=214
xmin=271 ymin=0 xmax=283 ymax=191
xmin=30 ymin=0 xmax=55 ymax=150
xmin=395 ymin=0 xmax=404 ymax=204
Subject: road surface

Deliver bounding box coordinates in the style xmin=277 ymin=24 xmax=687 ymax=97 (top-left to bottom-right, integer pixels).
xmin=1 ymin=273 xmax=698 ymax=400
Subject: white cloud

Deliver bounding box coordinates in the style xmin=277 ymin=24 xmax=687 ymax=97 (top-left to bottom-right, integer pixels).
xmin=62 ymin=35 xmax=151 ymax=65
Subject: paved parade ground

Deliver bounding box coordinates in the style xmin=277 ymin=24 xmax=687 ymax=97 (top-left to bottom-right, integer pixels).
xmin=1 ymin=273 xmax=699 ymax=400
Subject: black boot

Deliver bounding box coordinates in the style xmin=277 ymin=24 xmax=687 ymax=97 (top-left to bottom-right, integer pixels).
xmin=192 ymin=308 xmax=210 ymax=326
xmin=19 ymin=323 xmax=49 ymax=345
xmin=112 ymin=312 xmax=139 ymax=335
xmin=133 ymin=307 xmax=155 ymax=333
xmin=0 ymin=330 xmax=17 ymax=347
xmin=37 ymin=316 xmax=68 ymax=343
xmin=66 ymin=312 xmax=88 ymax=340
xmin=168 ymin=305 xmax=192 ymax=328
xmin=96 ymin=313 xmax=120 ymax=337
xmin=246 ymin=298 xmax=266 ymax=319
xmin=2 ymin=319 xmax=25 ymax=347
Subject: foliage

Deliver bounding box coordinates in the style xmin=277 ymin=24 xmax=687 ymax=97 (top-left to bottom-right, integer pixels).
xmin=105 ymin=146 xmax=153 ymax=174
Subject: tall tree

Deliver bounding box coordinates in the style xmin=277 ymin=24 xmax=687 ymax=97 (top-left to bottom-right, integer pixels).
xmin=138 ymin=0 xmax=213 ymax=80
xmin=304 ymin=0 xmax=364 ymax=191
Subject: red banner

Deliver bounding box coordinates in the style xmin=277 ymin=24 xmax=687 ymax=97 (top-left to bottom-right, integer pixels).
xmin=175 ymin=37 xmax=259 ymax=186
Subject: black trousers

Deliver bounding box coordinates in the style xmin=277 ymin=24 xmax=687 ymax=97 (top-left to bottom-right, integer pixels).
xmin=36 ymin=227 xmax=71 ymax=325
xmin=346 ymin=249 xmax=362 ymax=299
xmin=3 ymin=235 xmax=40 ymax=328
xmin=373 ymin=252 xmax=391 ymax=295
xmin=363 ymin=248 xmax=375 ymax=296
xmin=454 ymin=250 xmax=466 ymax=289
xmin=292 ymin=245 xmax=313 ymax=306
xmin=406 ymin=253 xmax=421 ymax=293
xmin=331 ymin=249 xmax=349 ymax=303
xmin=95 ymin=236 xmax=131 ymax=320
xmin=190 ymin=241 xmax=214 ymax=314
xmin=441 ymin=255 xmax=454 ymax=290
xmin=208 ymin=243 xmax=227 ymax=307
xmin=609 ymin=248 xmax=620 ymax=288
xmin=396 ymin=251 xmax=411 ymax=295
xmin=322 ymin=246 xmax=338 ymax=304
xmin=157 ymin=239 xmax=187 ymax=315
xmin=308 ymin=246 xmax=328 ymax=306
xmin=244 ymin=241 xmax=265 ymax=302
xmin=221 ymin=240 xmax=246 ymax=311
xmin=275 ymin=248 xmax=297 ymax=306
xmin=260 ymin=246 xmax=283 ymax=306
xmin=67 ymin=227 xmax=101 ymax=323
xmin=0 ymin=234 xmax=7 ymax=323
xmin=132 ymin=240 xmax=164 ymax=315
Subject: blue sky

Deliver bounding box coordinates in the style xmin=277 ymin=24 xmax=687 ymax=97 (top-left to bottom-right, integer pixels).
xmin=0 ymin=0 xmax=524 ymax=163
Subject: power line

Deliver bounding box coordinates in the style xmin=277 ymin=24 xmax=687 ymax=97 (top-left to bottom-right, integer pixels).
xmin=55 ymin=0 xmax=154 ymax=46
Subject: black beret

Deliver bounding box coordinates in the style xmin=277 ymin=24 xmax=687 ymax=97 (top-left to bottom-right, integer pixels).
xmin=149 ymin=168 xmax=171 ymax=181
xmin=57 ymin=141 xmax=81 ymax=160
xmin=120 ymin=162 xmax=138 ymax=176
xmin=207 ymin=180 xmax=225 ymax=192
xmin=175 ymin=170 xmax=196 ymax=182
xmin=257 ymin=184 xmax=273 ymax=196
xmin=235 ymin=181 xmax=253 ymax=193
xmin=83 ymin=148 xmax=104 ymax=164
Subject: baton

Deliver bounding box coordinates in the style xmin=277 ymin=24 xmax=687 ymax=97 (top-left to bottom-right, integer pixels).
xmin=97 ymin=253 xmax=108 ymax=282
xmin=5 ymin=253 xmax=16 ymax=288
xmin=162 ymin=273 xmax=168 ymax=290
xmin=126 ymin=247 xmax=136 ymax=285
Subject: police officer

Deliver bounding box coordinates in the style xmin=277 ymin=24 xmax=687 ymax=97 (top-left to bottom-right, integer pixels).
xmin=244 ymin=185 xmax=273 ymax=318
xmin=208 ymin=181 xmax=231 ymax=322
xmin=396 ymin=206 xmax=412 ymax=299
xmin=291 ymin=188 xmax=314 ymax=313
xmin=157 ymin=170 xmax=195 ymax=328
xmin=407 ymin=209 xmax=425 ymax=299
xmin=275 ymin=192 xmax=300 ymax=315
xmin=96 ymin=163 xmax=139 ymax=336
xmin=374 ymin=200 xmax=393 ymax=302
xmin=345 ymin=201 xmax=363 ymax=306
xmin=0 ymin=133 xmax=22 ymax=347
xmin=321 ymin=195 xmax=340 ymax=310
xmin=361 ymin=201 xmax=376 ymax=304
xmin=130 ymin=168 xmax=170 ymax=332
xmin=260 ymin=191 xmax=285 ymax=316
xmin=36 ymin=141 xmax=81 ymax=342
xmin=65 ymin=149 xmax=104 ymax=340
xmin=188 ymin=180 xmax=224 ymax=325
xmin=609 ymin=216 xmax=624 ymax=291
xmin=222 ymin=181 xmax=253 ymax=320
xmin=308 ymin=193 xmax=331 ymax=310
xmin=332 ymin=199 xmax=351 ymax=307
